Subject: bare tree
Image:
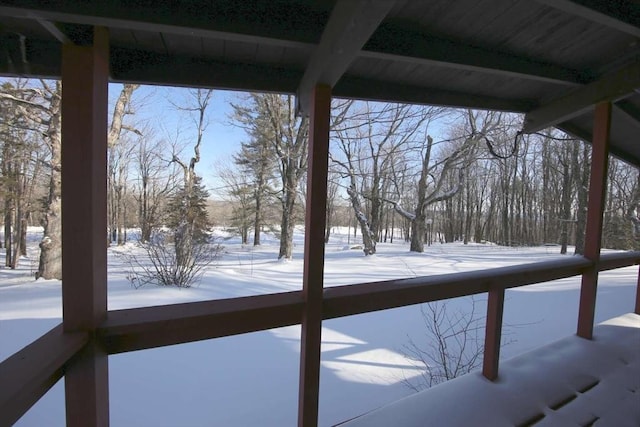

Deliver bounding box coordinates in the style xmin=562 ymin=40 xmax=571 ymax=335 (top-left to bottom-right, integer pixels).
xmin=33 ymin=81 xmax=62 ymax=279
xmin=107 ymin=83 xmax=140 ymax=245
xmin=1 ymin=80 xmax=46 ymax=265
xmin=1 ymin=81 xmax=141 ymax=276
xmin=627 ymin=171 xmax=640 ymax=246
xmin=557 ymin=140 xmax=576 ymax=254
xmin=325 ymin=171 xmax=341 ymax=243
xmin=389 ymin=135 xmax=469 ymax=251
xmin=387 ymin=110 xmax=499 ymax=252
xmin=331 ymin=101 xmax=432 ymax=255
xmin=573 ymin=142 xmax=590 ymax=254
xmin=132 ymin=133 xmax=177 ymax=243
xmin=127 ymin=89 xmax=215 ymax=288
xmin=0 ymin=80 xmax=65 ymax=279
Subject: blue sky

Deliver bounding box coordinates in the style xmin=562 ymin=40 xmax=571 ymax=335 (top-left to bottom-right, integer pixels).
xmin=112 ymin=83 xmax=249 ymax=197
xmin=113 ymin=84 xmax=455 ymax=200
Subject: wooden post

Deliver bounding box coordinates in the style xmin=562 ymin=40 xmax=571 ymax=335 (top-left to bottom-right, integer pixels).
xmin=61 ymin=26 xmax=110 ymax=426
xmin=635 ymin=264 xmax=640 ymax=315
xmin=298 ymin=84 xmax=331 ymax=427
xmin=482 ymin=288 xmax=505 ymax=381
xmin=577 ymin=101 xmax=611 ymax=339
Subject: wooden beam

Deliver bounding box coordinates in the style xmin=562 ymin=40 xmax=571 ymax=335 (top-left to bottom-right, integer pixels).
xmin=577 ymin=101 xmax=611 ymax=339
xmin=296 ymin=1 xmax=394 ymax=115
xmin=61 ymin=27 xmax=109 ymax=332
xmin=0 ymin=325 xmax=88 ymax=426
xmin=37 ymin=19 xmax=72 ymax=44
xmin=556 ymin=120 xmax=640 ymax=167
xmin=93 ymin=251 xmax=640 ymax=356
xmin=114 ymin=49 xmax=531 ymax=112
xmin=362 ymin=25 xmax=588 ymax=86
xmin=298 ymin=84 xmax=331 ymax=427
xmin=534 ymin=0 xmax=640 ymax=38
xmin=523 ymin=60 xmax=640 ymax=133
xmin=598 ymin=251 xmax=640 ymax=271
xmin=636 ymin=264 xmax=640 ymax=315
xmin=99 ymin=292 xmax=305 ymax=354
xmin=323 ymin=257 xmax=592 ymax=319
xmin=110 ymin=47 xmax=303 ymax=95
xmin=334 ymin=76 xmax=533 ymax=112
xmin=482 ymin=288 xmax=505 ymax=381
xmin=0 ymin=36 xmax=61 ymax=78
xmin=614 ymin=100 xmax=640 ymax=130
xmin=555 ymin=121 xmax=593 ymax=142
xmin=61 ymin=26 xmax=110 ymax=426
xmin=0 ymin=2 xmax=321 ymax=49
xmin=581 ymin=102 xmax=610 ymax=259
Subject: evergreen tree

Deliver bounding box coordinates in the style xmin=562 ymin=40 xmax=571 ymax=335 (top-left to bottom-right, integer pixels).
xmin=233 ymin=135 xmax=276 ymax=245
xmin=167 ymin=175 xmax=211 ymax=245
xmin=231 ymin=94 xmax=308 ymax=259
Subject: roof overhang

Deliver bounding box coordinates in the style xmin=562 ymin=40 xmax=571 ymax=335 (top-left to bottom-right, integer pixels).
xmin=1 ymin=0 xmax=639 ymax=165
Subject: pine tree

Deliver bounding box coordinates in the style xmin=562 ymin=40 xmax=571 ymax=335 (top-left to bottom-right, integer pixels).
xmin=233 ymin=135 xmax=276 ymax=245
xmin=231 ymin=94 xmax=308 ymax=259
xmin=167 ymin=175 xmax=211 ymax=245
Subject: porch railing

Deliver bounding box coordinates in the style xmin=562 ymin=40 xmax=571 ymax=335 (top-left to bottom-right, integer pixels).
xmin=2 ymin=251 xmax=639 ymax=426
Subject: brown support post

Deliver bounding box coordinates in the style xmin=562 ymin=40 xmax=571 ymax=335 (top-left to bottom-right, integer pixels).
xmin=61 ymin=27 xmax=110 ymax=426
xmin=577 ymin=101 xmax=611 ymax=339
xmin=298 ymin=84 xmax=331 ymax=427
xmin=635 ymin=264 xmax=640 ymax=315
xmin=482 ymin=288 xmax=505 ymax=381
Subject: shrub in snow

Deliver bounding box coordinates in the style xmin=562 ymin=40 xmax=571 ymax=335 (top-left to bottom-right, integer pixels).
xmin=125 ymin=230 xmax=222 ymax=288
xmin=401 ymin=298 xmax=487 ymax=391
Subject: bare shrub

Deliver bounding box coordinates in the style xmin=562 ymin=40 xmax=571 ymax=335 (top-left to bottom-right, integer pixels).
xmin=126 ymin=230 xmax=222 ymax=288
xmin=401 ymin=298 xmax=486 ymax=392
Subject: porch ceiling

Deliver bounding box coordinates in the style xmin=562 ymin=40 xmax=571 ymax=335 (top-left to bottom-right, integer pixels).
xmin=0 ymin=0 xmax=638 ymax=165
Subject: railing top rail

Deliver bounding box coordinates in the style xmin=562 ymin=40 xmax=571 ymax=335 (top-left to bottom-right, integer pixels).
xmin=0 ymin=325 xmax=88 ymax=426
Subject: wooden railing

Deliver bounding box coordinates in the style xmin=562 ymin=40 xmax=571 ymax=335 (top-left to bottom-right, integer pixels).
xmin=2 ymin=251 xmax=639 ymax=426
xmin=0 ymin=325 xmax=89 ymax=426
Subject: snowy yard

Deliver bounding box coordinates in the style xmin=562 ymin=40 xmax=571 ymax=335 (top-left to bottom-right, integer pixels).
xmin=1 ymin=228 xmax=637 ymax=426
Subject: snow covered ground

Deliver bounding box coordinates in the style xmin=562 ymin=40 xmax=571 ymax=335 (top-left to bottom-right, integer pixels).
xmin=341 ymin=313 xmax=640 ymax=427
xmin=1 ymin=227 xmax=637 ymax=426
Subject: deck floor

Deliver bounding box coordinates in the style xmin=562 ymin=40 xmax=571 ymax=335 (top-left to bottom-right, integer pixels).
xmin=339 ymin=313 xmax=640 ymax=427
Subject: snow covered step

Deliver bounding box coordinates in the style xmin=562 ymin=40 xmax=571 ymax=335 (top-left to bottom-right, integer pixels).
xmin=337 ymin=313 xmax=640 ymax=427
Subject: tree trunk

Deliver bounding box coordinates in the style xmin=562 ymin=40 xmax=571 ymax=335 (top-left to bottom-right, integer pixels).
xmin=408 ymin=137 xmax=432 ymax=253
xmin=2 ymin=142 xmax=13 ymax=266
xmin=37 ymin=82 xmax=62 ymax=280
xmin=108 ymin=84 xmax=139 ymax=245
xmin=242 ymin=224 xmax=248 ymax=245
xmin=11 ymin=204 xmax=22 ymax=269
xmin=20 ymin=217 xmax=27 ymax=256
xmin=278 ymin=179 xmax=297 ymax=259
xmin=116 ymin=183 xmax=124 ymax=245
xmin=559 ymin=156 xmax=572 ymax=254
xmin=410 ymin=215 xmax=425 ymax=252
xmin=4 ymin=197 xmax=12 ymax=268
xmin=11 ymin=176 xmax=24 ymax=269
xmin=253 ymin=178 xmax=263 ymax=246
xmin=325 ymin=203 xmax=332 ymax=244
xmin=574 ymin=144 xmax=589 ymax=255
xmin=140 ymin=174 xmax=152 ymax=243
xmin=347 ymin=183 xmax=376 ymax=255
